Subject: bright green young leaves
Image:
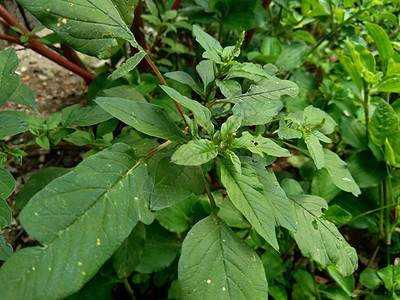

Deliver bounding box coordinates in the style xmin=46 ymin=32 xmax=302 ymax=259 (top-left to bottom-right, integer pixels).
xmin=0 ymin=144 xmax=153 ymax=300
xmin=17 ymin=0 xmax=138 ymax=58
xmin=0 ymin=48 xmax=21 ymax=107
xmin=179 ymin=214 xmax=268 ymax=299
xmin=289 ymin=194 xmax=358 ymax=277
xmin=96 ymin=97 xmax=186 ymax=142
xmin=193 ymin=25 xmax=223 ymax=63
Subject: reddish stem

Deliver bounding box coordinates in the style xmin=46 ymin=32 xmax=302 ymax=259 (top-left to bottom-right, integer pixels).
xmin=144 ymin=54 xmax=188 ymax=126
xmin=0 ymin=4 xmax=95 ymax=83
xmin=0 ymin=16 xmax=7 ymax=25
xmin=244 ymin=0 xmax=272 ymax=48
xmin=0 ymin=34 xmax=21 ymax=44
xmin=171 ymin=0 xmax=182 ymax=10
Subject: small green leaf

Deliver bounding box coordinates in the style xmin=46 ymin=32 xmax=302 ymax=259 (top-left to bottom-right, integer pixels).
xmin=112 ymin=222 xmax=146 ymax=279
xmin=36 ymin=135 xmax=50 ymax=149
xmin=165 ymin=71 xmax=203 ymax=95
xmin=233 ymin=131 xmax=290 ymax=157
xmin=311 ymin=168 xmax=341 ymax=202
xmin=8 ymin=83 xmax=40 ymax=115
xmin=327 ymin=266 xmax=354 ymax=297
xmin=0 ymin=48 xmax=20 ymax=107
xmin=365 ymin=23 xmax=394 ymax=71
xmin=196 ymin=60 xmax=215 ymax=92
xmin=377 ymin=77 xmax=400 ymax=93
xmin=360 ymin=269 xmax=381 ymax=290
xmin=45 ymin=112 xmax=62 ymax=130
xmin=219 ymin=160 xmax=279 ymax=249
xmin=216 ymin=80 xmax=242 ymax=98
xmin=323 ymin=205 xmax=352 ymax=226
xmin=220 ymin=115 xmax=242 ymax=139
xmin=178 ymin=214 xmax=268 ymax=299
xmin=323 ymin=149 xmax=361 ymax=196
xmin=193 ymin=25 xmax=222 ymax=63
xmin=96 ymin=97 xmax=186 ymax=142
xmin=161 ymin=86 xmax=214 ymax=134
xmin=289 ymin=194 xmax=358 ymax=276
xmin=377 ymin=265 xmax=395 ymax=291
xmin=233 ymin=98 xmax=283 ymax=126
xmin=65 ymin=106 xmax=113 ymax=126
xmin=260 ymin=37 xmax=282 ymax=61
xmin=108 ymin=51 xmax=146 ymax=81
xmin=304 ymin=132 xmax=325 ymax=169
xmin=0 ymin=236 xmax=13 ymax=261
xmin=171 ymin=139 xmax=218 ymax=166
xmin=0 ymin=114 xmax=29 ymax=138
xmin=0 ymin=198 xmax=12 ymax=229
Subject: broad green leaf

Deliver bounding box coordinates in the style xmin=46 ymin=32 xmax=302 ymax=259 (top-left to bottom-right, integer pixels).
xmin=0 ymin=143 xmax=153 ymax=300
xmin=225 ymin=63 xmax=273 ymax=81
xmin=193 ymin=25 xmax=222 ymax=63
xmin=233 ymin=98 xmax=283 ymax=126
xmin=233 ymin=131 xmax=290 ymax=158
xmin=347 ymin=151 xmax=386 ymax=188
xmin=216 ymin=194 xmax=249 ymax=229
xmin=302 ymin=105 xmax=336 ymax=135
xmin=377 ymin=77 xmax=400 ymax=93
xmin=311 ymin=168 xmax=341 ymax=202
xmin=289 ymin=194 xmax=358 ymax=276
xmin=96 ymin=97 xmax=186 ymax=142
xmin=0 ymin=236 xmax=13 ymax=261
xmin=15 ymin=167 xmax=72 ymax=210
xmin=275 ymin=42 xmax=308 ymax=70
xmin=365 ymin=23 xmax=394 ymax=71
xmin=0 ymin=111 xmax=42 ymax=133
xmin=219 ymin=160 xmax=279 ymax=250
xmin=165 ymin=71 xmax=203 ymax=95
xmin=112 ymin=222 xmax=146 ymax=279
xmin=293 ymin=269 xmax=315 ymax=297
xmin=370 ymin=99 xmax=399 ymax=146
xmin=278 ymin=119 xmax=302 ymax=139
xmin=161 ymin=86 xmax=214 ymax=134
xmin=66 ymin=274 xmax=117 ymax=300
xmin=0 ymin=48 xmax=20 ymax=106
xmin=385 ymin=132 xmax=400 ymax=167
xmin=293 ymin=30 xmax=317 ymax=46
xmin=250 ymin=160 xmax=297 ymax=232
xmin=0 ymin=169 xmax=15 ymax=200
xmin=17 ymin=0 xmax=137 ymax=58
xmin=149 ymin=157 xmax=203 ymax=210
xmin=327 ymin=266 xmax=354 ymax=297
xmin=135 ymin=222 xmax=180 ymax=273
xmin=322 ymin=205 xmax=352 ymax=227
xmin=221 ymin=115 xmax=242 ymax=139
xmin=155 ymin=194 xmax=196 ymax=232
xmin=268 ymin=285 xmax=287 ymax=300
xmin=260 ymin=37 xmax=282 ymax=61
xmin=196 ymin=60 xmax=215 ymax=92
xmin=8 ymin=83 xmax=40 ymax=115
xmin=216 ymin=80 xmax=242 ymax=98
xmin=0 ymin=198 xmax=12 ymax=229
xmin=98 ymin=86 xmax=147 ymax=103
xmin=360 ymin=269 xmax=381 ymax=289
xmin=108 ymin=51 xmax=147 ymax=80
xmin=304 ymin=132 xmax=325 ymax=169
xmin=377 ymin=265 xmax=396 ymax=291
xmin=337 ymin=55 xmax=363 ymax=92
xmin=323 ymin=149 xmax=361 ymax=196
xmin=64 ymin=106 xmax=113 ymax=126
xmin=179 ymin=214 xmax=268 ymax=299
xmin=171 ymin=139 xmax=218 ymax=166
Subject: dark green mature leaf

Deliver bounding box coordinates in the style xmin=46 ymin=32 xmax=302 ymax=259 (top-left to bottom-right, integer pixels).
xmin=149 ymin=158 xmax=203 ymax=210
xmin=327 ymin=266 xmax=354 ymax=297
xmin=65 ymin=106 xmax=113 ymax=126
xmin=289 ymin=194 xmax=358 ymax=276
xmin=108 ymin=51 xmax=147 ymax=81
xmin=0 ymin=48 xmax=20 ymax=107
xmin=15 ymin=167 xmax=72 ymax=210
xmin=155 ymin=194 xmax=196 ymax=232
xmin=233 ymin=132 xmax=290 ymax=158
xmin=161 ymin=86 xmax=214 ymax=134
xmin=179 ymin=214 xmax=268 ymax=299
xmin=112 ymin=222 xmax=146 ymax=279
xmin=323 ymin=149 xmax=361 ymax=196
xmin=365 ymin=23 xmax=394 ymax=71
xmin=193 ymin=25 xmax=222 ymax=63
xmin=0 ymin=169 xmax=15 ymax=200
xmin=311 ymin=169 xmax=341 ymax=202
xmin=96 ymin=97 xmax=186 ymax=142
xmin=66 ymin=274 xmax=118 ymax=300
xmin=370 ymin=99 xmax=399 ymax=146
xmin=171 ymin=139 xmax=218 ymax=166
xmin=135 ymin=222 xmax=180 ymax=274
xmin=219 ymin=160 xmax=279 ymax=250
xmin=276 ymin=42 xmax=308 ymax=71
xmin=0 ymin=143 xmax=153 ymax=300
xmin=232 ymin=98 xmax=283 ymax=126
xmin=8 ymin=83 xmax=40 ymax=115
xmin=0 ymin=236 xmax=13 ymax=261
xmin=339 ymin=116 xmax=367 ymax=150
xmin=165 ymin=71 xmax=203 ymax=95
xmin=347 ymin=151 xmax=386 ymax=188
xmin=17 ymin=0 xmax=137 ymax=58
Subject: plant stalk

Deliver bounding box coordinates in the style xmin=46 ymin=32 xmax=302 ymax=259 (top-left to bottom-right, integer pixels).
xmin=196 ymin=165 xmax=217 ymax=211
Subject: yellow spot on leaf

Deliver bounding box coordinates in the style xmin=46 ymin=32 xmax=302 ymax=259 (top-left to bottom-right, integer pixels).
xmin=82 ymin=271 xmax=86 ymax=275
xmin=222 ymin=287 xmax=226 ymax=291
xmin=77 ymin=261 xmax=83 ymax=266
xmin=62 ymin=18 xmax=67 ymax=24
xmin=207 ymin=279 xmax=212 ymax=284
xmin=97 ymin=238 xmax=101 ymax=246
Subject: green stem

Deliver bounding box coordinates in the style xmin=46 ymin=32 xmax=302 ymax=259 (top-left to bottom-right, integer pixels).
xmin=379 ymin=181 xmax=384 ymax=235
xmin=363 ymin=80 xmax=370 ymax=144
xmin=384 ymin=177 xmax=391 ymax=247
xmin=123 ymin=278 xmax=136 ymax=300
xmin=310 ymin=260 xmax=322 ymax=300
xmin=350 ymin=202 xmax=397 ymax=222
xmin=306 ymin=9 xmax=363 ymax=57
xmin=280 ymin=141 xmax=311 ymax=158
xmin=196 ymin=165 xmax=217 ymax=212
